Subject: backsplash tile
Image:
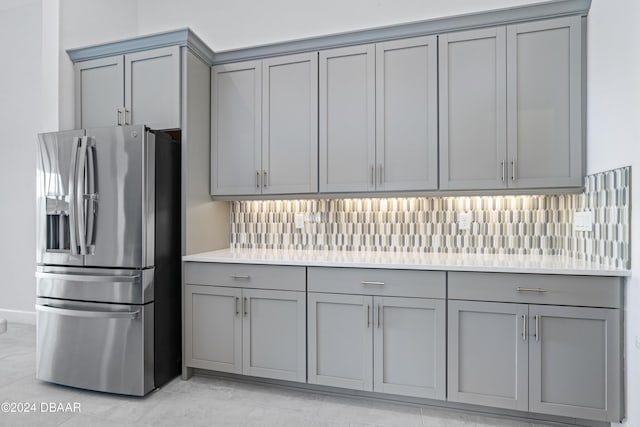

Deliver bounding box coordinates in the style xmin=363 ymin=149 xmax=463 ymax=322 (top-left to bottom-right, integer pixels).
xmin=230 ymin=166 xmax=630 ymax=269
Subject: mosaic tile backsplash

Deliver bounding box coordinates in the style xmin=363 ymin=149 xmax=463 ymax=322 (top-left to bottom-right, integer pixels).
xmin=230 ymin=167 xmax=631 ymax=269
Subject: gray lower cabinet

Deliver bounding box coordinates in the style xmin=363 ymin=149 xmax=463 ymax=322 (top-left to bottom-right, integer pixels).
xmin=528 ymin=304 xmax=621 ymax=421
xmin=439 ymin=16 xmax=583 ymax=190
xmin=184 ymin=263 xmax=306 ymax=383
xmin=448 ymin=300 xmax=529 ymax=411
xmin=307 ymin=267 xmax=446 ymax=399
xmin=211 ymin=53 xmax=318 ymax=196
xmin=448 ymin=272 xmax=622 ymax=422
xmin=74 ymin=46 xmax=181 ymax=129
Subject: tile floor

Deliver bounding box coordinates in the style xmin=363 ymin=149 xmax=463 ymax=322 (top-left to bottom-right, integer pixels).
xmin=0 ymin=323 xmax=557 ymax=427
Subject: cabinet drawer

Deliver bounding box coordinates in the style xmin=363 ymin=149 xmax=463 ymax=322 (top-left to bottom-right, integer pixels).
xmin=448 ymin=272 xmax=623 ymax=308
xmin=308 ymin=267 xmax=445 ymax=298
xmin=184 ymin=262 xmax=305 ymax=292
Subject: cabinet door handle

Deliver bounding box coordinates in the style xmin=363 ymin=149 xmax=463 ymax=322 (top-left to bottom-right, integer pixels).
xmin=243 ymin=297 xmax=248 ymax=317
xmin=235 ymin=297 xmax=239 ymax=315
xmin=124 ymin=108 xmax=131 ymax=125
xmin=377 ymin=304 xmax=381 ymax=329
xmin=521 ymin=314 xmax=527 ymax=341
xmin=230 ymin=275 xmax=250 ymax=280
xmin=361 ymin=281 xmax=385 ymax=286
xmin=378 ymin=164 xmax=383 ymax=185
xmin=534 ymin=315 xmax=539 ymax=341
xmin=511 ymin=160 xmax=516 ymax=182
xmin=263 ymin=170 xmax=268 ymax=188
xmin=370 ymin=165 xmax=375 ymax=185
xmin=367 ymin=304 xmax=371 ymax=328
xmin=501 ymin=160 xmax=505 ymax=183
xmin=116 ymin=108 xmax=122 ymax=126
xmin=256 ymin=171 xmax=260 ymax=188
xmin=516 ymin=287 xmax=547 ymax=293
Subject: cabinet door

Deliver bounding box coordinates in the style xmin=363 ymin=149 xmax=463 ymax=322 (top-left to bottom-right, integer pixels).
xmin=373 ymin=297 xmax=445 ymax=399
xmin=184 ymin=285 xmax=242 ymax=374
xmin=262 ymin=53 xmax=318 ymax=195
xmin=242 ymin=289 xmax=306 ymax=382
xmin=125 ymin=46 xmax=181 ymax=130
xmin=439 ymin=28 xmax=507 ymax=190
xmin=319 ymin=45 xmax=375 ymax=193
xmin=448 ymin=300 xmax=528 ymax=411
xmin=529 ymin=305 xmax=621 ymax=422
xmin=211 ymin=61 xmax=262 ymax=196
xmin=74 ymin=56 xmax=124 ymax=128
xmin=507 ymin=16 xmax=582 ymax=188
xmin=376 ymin=36 xmax=438 ymax=191
xmin=308 ymin=293 xmax=373 ymax=391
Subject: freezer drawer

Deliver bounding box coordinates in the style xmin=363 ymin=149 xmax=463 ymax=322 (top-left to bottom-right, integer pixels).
xmin=36 ymin=298 xmax=154 ymax=396
xmin=35 ymin=266 xmax=154 ymax=304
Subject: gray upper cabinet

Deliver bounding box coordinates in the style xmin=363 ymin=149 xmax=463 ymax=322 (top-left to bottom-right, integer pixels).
xmin=262 ymin=53 xmax=319 ymax=195
xmin=211 ymin=53 xmax=318 ymax=196
xmin=75 ymin=46 xmax=181 ymax=129
xmin=124 ymin=46 xmax=181 ymax=130
xmin=439 ymin=28 xmax=507 ymax=190
xmin=507 ymin=16 xmax=582 ymax=188
xmin=376 ymin=36 xmax=438 ymax=191
xmin=74 ymin=56 xmax=124 ymax=129
xmin=319 ymin=45 xmax=376 ymax=193
xmin=211 ymin=61 xmax=262 ymax=196
xmin=440 ymin=16 xmax=583 ymax=190
xmin=529 ymin=305 xmax=621 ymax=422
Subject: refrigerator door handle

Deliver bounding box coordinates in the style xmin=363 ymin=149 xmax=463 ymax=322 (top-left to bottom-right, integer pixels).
xmin=76 ymin=136 xmax=89 ymax=255
xmin=35 ymin=272 xmax=139 ymax=283
xmin=85 ymin=139 xmax=97 ymax=250
xmin=36 ymin=304 xmax=139 ymax=320
xmin=68 ymin=137 xmax=81 ymax=256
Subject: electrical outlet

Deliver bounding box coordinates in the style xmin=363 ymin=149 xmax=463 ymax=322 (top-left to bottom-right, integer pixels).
xmin=574 ymin=211 xmax=593 ymax=232
xmin=294 ymin=213 xmax=304 ymax=229
xmin=458 ymin=212 xmax=472 ymax=231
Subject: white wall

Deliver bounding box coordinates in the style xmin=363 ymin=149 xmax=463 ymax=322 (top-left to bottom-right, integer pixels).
xmin=0 ymin=0 xmax=42 ymax=323
xmin=587 ymin=1 xmax=640 ymax=426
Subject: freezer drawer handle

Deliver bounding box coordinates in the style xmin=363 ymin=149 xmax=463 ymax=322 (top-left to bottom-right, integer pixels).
xmin=35 ymin=272 xmax=139 ymax=283
xmin=36 ymin=304 xmax=139 ymax=319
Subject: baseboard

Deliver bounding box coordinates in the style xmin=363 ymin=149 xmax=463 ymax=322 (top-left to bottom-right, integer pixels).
xmin=0 ymin=309 xmax=36 ymax=325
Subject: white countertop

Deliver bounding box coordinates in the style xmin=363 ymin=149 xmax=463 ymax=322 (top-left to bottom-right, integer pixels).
xmin=183 ymin=248 xmax=630 ymax=276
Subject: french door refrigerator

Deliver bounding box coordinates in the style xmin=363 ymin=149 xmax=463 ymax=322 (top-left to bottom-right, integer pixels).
xmin=35 ymin=125 xmax=180 ymax=396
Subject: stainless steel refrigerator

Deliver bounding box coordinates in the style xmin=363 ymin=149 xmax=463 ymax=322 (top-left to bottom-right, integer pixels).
xmin=35 ymin=125 xmax=181 ymax=396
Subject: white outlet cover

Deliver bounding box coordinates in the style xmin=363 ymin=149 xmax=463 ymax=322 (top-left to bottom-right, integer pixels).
xmin=458 ymin=212 xmax=472 ymax=231
xmin=574 ymin=211 xmax=593 ymax=232
xmin=294 ymin=213 xmax=305 ymax=229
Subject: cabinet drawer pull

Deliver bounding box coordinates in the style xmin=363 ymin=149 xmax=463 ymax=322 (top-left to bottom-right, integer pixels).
xmin=116 ymin=108 xmax=122 ymax=126
xmin=263 ymin=170 xmax=268 ymax=188
xmin=516 ymin=287 xmax=547 ymax=293
xmin=377 ymin=304 xmax=381 ymax=329
xmin=378 ymin=164 xmax=383 ymax=185
xmin=256 ymin=171 xmax=260 ymax=188
xmin=501 ymin=160 xmax=505 ymax=182
xmin=367 ymin=304 xmax=371 ymax=328
xmin=361 ymin=281 xmax=385 ymax=286
xmin=243 ymin=297 xmax=248 ymax=317
xmin=124 ymin=108 xmax=131 ymax=125
xmin=521 ymin=314 xmax=527 ymax=341
xmin=231 ymin=275 xmax=250 ymax=280
xmin=511 ymin=160 xmax=516 ymax=182
xmin=534 ymin=314 xmax=540 ymax=341
xmin=235 ymin=297 xmax=239 ymax=315
xmin=370 ymin=165 xmax=374 ymax=185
